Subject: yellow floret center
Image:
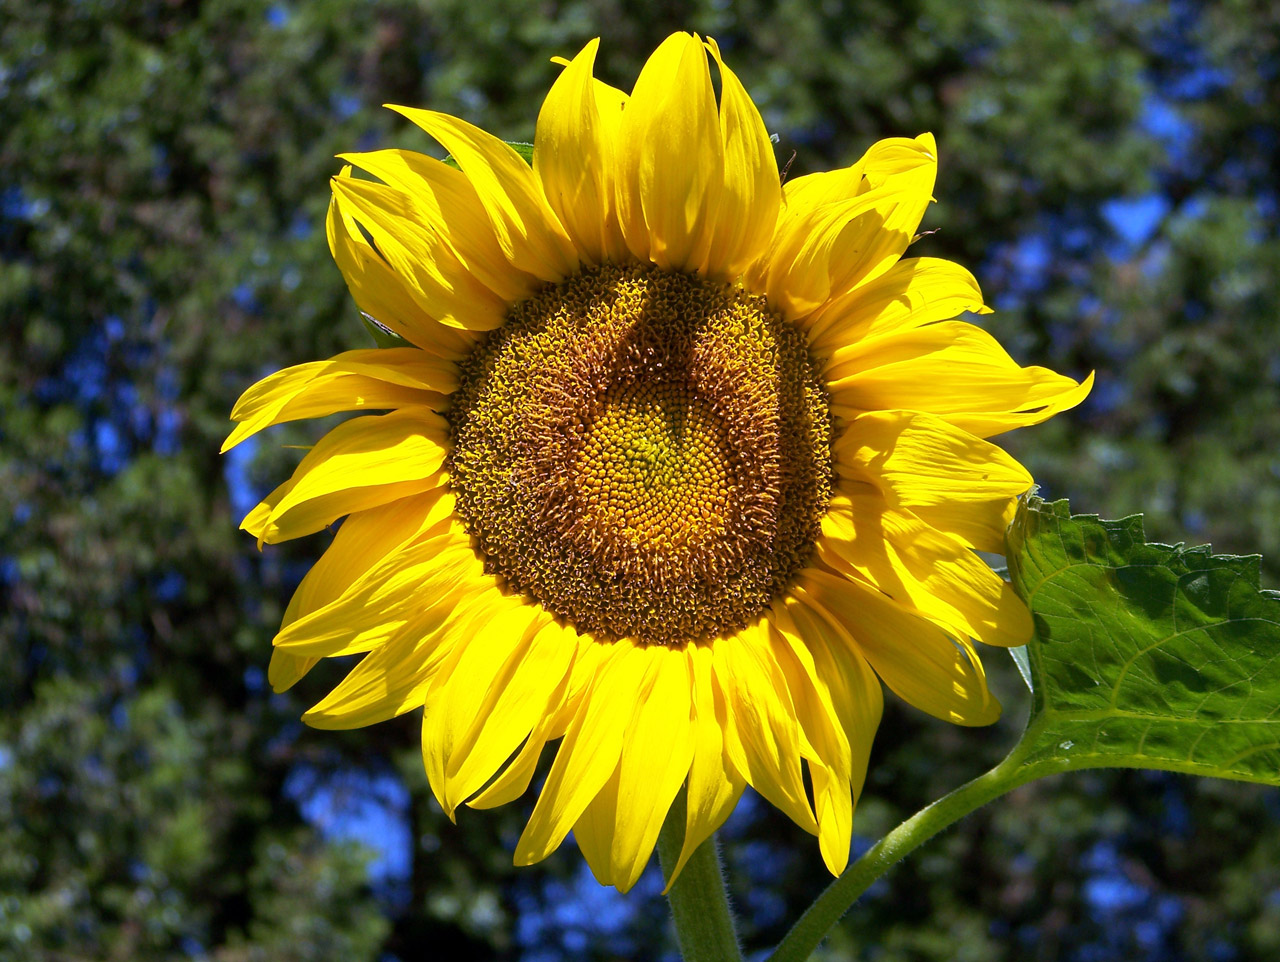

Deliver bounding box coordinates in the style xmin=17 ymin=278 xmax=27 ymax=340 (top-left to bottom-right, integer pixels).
xmin=447 ymin=264 xmax=832 ymax=646
xmin=577 ymin=381 xmax=732 ymax=556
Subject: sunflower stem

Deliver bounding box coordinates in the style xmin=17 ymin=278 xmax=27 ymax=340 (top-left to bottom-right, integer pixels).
xmin=657 ymin=792 xmax=743 ymax=962
xmin=765 ymin=748 xmax=1043 ymax=962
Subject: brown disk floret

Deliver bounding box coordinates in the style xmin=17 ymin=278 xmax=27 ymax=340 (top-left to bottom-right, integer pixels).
xmin=447 ymin=264 xmax=832 ymax=645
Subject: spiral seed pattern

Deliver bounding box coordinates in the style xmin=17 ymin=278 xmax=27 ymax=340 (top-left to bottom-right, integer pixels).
xmin=447 ymin=264 xmax=832 ymax=645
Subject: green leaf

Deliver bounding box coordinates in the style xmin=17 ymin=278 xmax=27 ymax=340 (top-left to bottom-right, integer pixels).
xmin=506 ymin=141 xmax=535 ymax=164
xmin=441 ymin=140 xmax=533 ymax=171
xmin=1008 ymin=645 xmax=1034 ymax=693
xmin=769 ymin=497 xmax=1280 ymax=962
xmin=1006 ymin=496 xmax=1280 ymax=786
xmin=360 ymin=312 xmax=412 ymax=349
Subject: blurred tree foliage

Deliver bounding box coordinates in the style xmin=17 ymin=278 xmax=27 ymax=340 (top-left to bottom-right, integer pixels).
xmin=2 ymin=0 xmax=1278 ymax=960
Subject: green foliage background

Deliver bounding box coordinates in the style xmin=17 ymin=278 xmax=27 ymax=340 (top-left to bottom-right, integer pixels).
xmin=2 ymin=0 xmax=1278 ymax=959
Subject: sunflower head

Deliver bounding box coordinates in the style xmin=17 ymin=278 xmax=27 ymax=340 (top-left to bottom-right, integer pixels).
xmin=226 ymin=32 xmax=1092 ymax=892
xmin=447 ymin=263 xmax=832 ymax=645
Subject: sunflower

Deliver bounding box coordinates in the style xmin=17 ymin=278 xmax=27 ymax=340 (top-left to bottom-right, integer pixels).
xmin=225 ymin=33 xmax=1091 ymax=893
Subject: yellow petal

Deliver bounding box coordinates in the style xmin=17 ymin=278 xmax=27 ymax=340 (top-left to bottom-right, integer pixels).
xmin=224 ymin=373 xmax=433 ymax=453
xmin=806 ymin=256 xmax=990 ymax=352
xmin=301 ymin=589 xmax=498 ymax=730
xmin=223 ymin=348 xmax=457 ymax=453
xmin=387 ymin=105 xmax=578 ymax=281
xmin=666 ymin=643 xmax=745 ymax=889
xmin=700 ymin=37 xmax=780 ymax=278
xmin=713 ymin=618 xmax=818 ymax=834
xmin=755 ymin=180 xmax=899 ymax=317
xmin=833 ymin=409 xmax=1030 ymax=555
xmin=436 ymin=616 xmax=576 ymax=813
xmin=466 ymin=623 xmax=599 ymax=811
xmin=590 ymin=78 xmax=628 ymax=156
xmin=616 ymin=32 xmax=723 ymax=271
xmin=281 ymin=491 xmax=455 ymax=629
xmin=912 ymin=497 xmax=1021 ymax=555
xmin=268 ymin=489 xmax=455 ymax=692
xmin=825 ymin=320 xmax=1094 ymax=438
xmin=325 ymin=185 xmax=475 ymax=358
xmin=768 ymin=604 xmax=854 ymax=874
xmin=608 ymin=645 xmax=695 ymax=892
xmin=272 ymin=531 xmax=481 ymax=658
xmin=339 ymin=149 xmax=541 ymax=304
xmin=784 ymin=596 xmax=882 ymax=803
xmin=753 ymin=135 xmax=937 ymax=319
xmin=242 ymin=407 xmax=449 ymax=545
xmin=589 ymin=79 xmax=630 ymax=253
xmin=825 ymin=133 xmax=938 ymax=291
xmin=574 ymin=647 xmax=694 ymax=893
xmin=421 ymin=603 xmax=553 ymax=817
xmin=534 ymin=39 xmax=628 ymax=264
xmin=777 ymin=133 xmax=934 ymax=216
xmin=514 ymin=641 xmax=648 ymax=865
xmin=575 ymin=763 xmax=622 ymax=888
xmin=777 ymin=162 xmax=869 ymax=212
xmin=265 ymin=648 xmax=317 ymax=695
xmin=796 ymin=571 xmax=1000 ymax=726
xmin=820 ymin=488 xmax=1032 ymax=648
xmin=331 ymin=174 xmax=510 ymax=331
xmin=834 ymin=409 xmax=1032 ymax=510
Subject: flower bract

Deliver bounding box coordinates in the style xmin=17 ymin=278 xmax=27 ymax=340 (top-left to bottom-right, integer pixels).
xmin=225 ymin=32 xmax=1091 ymax=892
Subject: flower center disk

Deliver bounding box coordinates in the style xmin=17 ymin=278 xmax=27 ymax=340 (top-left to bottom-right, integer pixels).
xmin=448 ymin=265 xmax=832 ymax=645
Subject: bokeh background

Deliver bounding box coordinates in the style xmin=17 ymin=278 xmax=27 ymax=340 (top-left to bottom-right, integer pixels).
xmin=4 ymin=0 xmax=1280 ymax=959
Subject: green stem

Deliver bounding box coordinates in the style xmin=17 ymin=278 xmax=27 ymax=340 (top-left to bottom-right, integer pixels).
xmin=656 ymin=792 xmax=743 ymax=962
xmin=766 ymin=750 xmax=1044 ymax=962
